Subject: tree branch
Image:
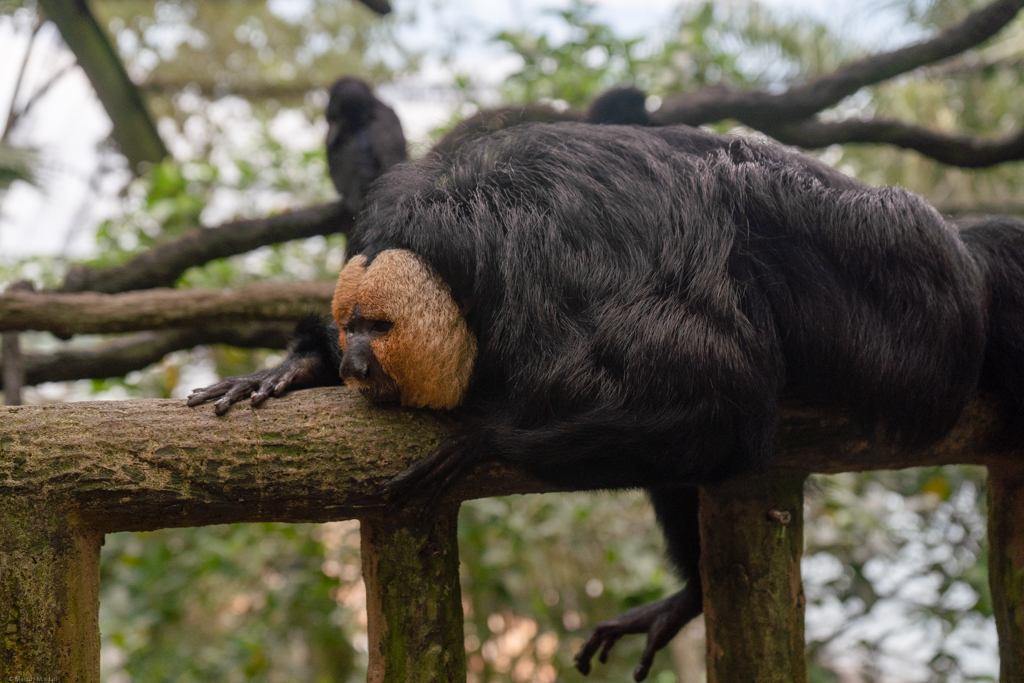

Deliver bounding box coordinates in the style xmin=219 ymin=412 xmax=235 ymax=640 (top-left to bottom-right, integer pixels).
xmin=36 ymin=0 xmax=167 ymax=170
xmin=431 ymin=104 xmax=584 ymax=158
xmin=2 ymin=13 xmax=43 ymax=143
xmin=8 ymin=62 xmax=76 ymax=134
xmin=652 ymin=0 xmax=1024 ymax=127
xmin=0 ymin=282 xmax=333 ymax=336
xmin=765 ymin=118 xmax=1024 ymax=167
xmin=0 ymin=323 xmax=293 ymax=389
xmin=0 ymin=388 xmax=1010 ymax=532
xmin=60 ymin=201 xmax=351 ymax=293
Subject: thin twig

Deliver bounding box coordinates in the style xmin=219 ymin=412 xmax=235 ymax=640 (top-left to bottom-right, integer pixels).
xmin=8 ymin=62 xmax=76 ymax=135
xmin=2 ymin=13 xmax=44 ymax=143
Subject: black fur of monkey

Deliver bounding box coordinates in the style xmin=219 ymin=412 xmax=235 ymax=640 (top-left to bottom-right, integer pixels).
xmin=430 ymin=85 xmax=647 ymax=159
xmin=326 ymin=77 xmax=407 ymax=215
xmin=190 ymin=122 xmax=1024 ymax=680
xmin=430 ymin=103 xmax=584 ymax=159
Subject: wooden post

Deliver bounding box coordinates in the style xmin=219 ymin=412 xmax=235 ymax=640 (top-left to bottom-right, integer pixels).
xmin=700 ymin=469 xmax=807 ymax=683
xmin=3 ymin=332 xmax=23 ymax=406
xmin=988 ymin=464 xmax=1024 ymax=683
xmin=0 ymin=498 xmax=102 ymax=681
xmin=2 ymin=281 xmax=33 ymax=406
xmin=361 ymin=503 xmax=466 ymax=683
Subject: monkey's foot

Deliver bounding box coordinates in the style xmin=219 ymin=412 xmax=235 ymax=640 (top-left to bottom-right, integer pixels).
xmin=574 ymin=583 xmax=702 ymax=682
xmin=187 ymin=356 xmax=336 ymax=416
xmin=380 ymin=433 xmax=480 ymax=511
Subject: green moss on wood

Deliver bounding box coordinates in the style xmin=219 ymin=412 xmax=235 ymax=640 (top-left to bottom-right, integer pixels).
xmin=987 ymin=467 xmax=1024 ymax=683
xmin=362 ymin=504 xmax=466 ymax=683
xmin=700 ymin=469 xmax=808 ymax=683
xmin=0 ymin=498 xmax=101 ymax=681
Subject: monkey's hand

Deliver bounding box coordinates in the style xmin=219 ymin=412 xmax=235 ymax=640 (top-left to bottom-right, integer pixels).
xmin=187 ymin=354 xmax=340 ymax=416
xmin=574 ymin=582 xmax=702 ymax=682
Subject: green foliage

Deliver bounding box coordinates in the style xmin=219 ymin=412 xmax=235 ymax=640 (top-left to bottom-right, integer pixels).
xmin=88 ymin=119 xmax=336 ymax=275
xmin=495 ymin=1 xmax=650 ymax=107
xmin=898 ymin=0 xmax=990 ymax=28
xmin=0 ymin=142 xmax=37 ymax=190
xmin=87 ymin=158 xmax=216 ymax=269
xmin=0 ymin=0 xmax=27 ymax=15
xmin=494 ymin=0 xmax=752 ymax=107
xmin=804 ymin=467 xmax=994 ymax=680
xmin=491 ymin=0 xmax=857 ymax=110
xmin=459 ymin=492 xmax=676 ymax=682
xmin=91 ymin=0 xmax=413 ymax=110
xmin=100 ymin=522 xmax=367 ymax=683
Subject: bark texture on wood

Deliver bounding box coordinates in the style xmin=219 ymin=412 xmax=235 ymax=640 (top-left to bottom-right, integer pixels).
xmin=988 ymin=464 xmax=1024 ymax=683
xmin=700 ymin=469 xmax=808 ymax=683
xmin=0 ymin=281 xmax=334 ymax=336
xmin=0 ymin=390 xmax=1014 ymax=534
xmin=0 ymin=498 xmax=101 ymax=682
xmin=0 ymin=387 xmax=565 ymax=531
xmin=362 ymin=504 xmax=466 ymax=683
xmin=0 ymin=387 xmax=453 ymax=531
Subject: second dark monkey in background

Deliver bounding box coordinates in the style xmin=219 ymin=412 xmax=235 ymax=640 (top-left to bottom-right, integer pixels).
xmin=326 ymin=77 xmax=407 ymax=214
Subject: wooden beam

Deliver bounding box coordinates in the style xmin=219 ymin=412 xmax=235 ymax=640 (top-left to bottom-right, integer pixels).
xmin=0 ymin=388 xmax=1013 ymax=532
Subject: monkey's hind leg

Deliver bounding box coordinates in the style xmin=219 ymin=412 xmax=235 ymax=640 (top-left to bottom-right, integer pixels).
xmin=574 ymin=485 xmax=702 ymax=682
xmin=380 ymin=430 xmax=482 ymax=511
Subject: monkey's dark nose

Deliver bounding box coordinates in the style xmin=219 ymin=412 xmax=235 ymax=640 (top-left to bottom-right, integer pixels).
xmin=340 ymin=352 xmax=369 ymax=381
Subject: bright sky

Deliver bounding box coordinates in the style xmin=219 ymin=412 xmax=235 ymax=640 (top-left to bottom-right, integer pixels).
xmin=0 ymin=0 xmax=917 ymax=262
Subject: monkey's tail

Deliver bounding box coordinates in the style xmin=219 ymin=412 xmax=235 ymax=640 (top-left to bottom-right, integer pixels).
xmin=961 ymin=216 xmax=1024 ymax=437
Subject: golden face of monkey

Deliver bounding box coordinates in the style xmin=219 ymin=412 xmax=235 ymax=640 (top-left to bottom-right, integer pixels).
xmin=331 ymin=250 xmax=478 ymax=410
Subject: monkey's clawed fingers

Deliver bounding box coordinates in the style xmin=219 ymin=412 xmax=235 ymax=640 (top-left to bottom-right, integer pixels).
xmin=188 ymin=377 xmax=257 ymax=415
xmin=574 ymin=585 xmax=702 ymax=681
xmin=188 ymin=369 xmax=282 ymax=415
xmin=250 ymin=366 xmax=303 ymax=406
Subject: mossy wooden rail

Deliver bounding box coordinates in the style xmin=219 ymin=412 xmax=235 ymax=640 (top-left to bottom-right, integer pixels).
xmin=0 ymin=388 xmax=1021 ymax=682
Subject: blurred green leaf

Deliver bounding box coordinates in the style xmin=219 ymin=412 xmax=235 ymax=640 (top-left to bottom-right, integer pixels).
xmin=0 ymin=142 xmax=37 ymax=190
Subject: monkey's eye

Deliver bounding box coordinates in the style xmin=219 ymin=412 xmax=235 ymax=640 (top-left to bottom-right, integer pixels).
xmin=343 ymin=317 xmax=393 ymax=335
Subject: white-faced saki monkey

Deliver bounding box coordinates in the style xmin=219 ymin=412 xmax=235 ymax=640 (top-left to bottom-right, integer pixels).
xmin=189 ymin=122 xmax=1024 ymax=681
